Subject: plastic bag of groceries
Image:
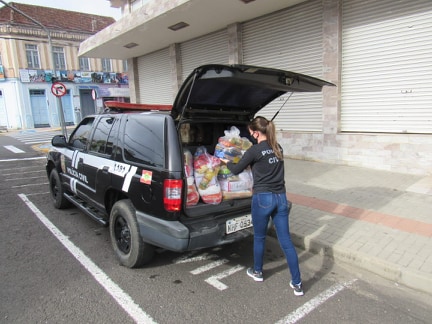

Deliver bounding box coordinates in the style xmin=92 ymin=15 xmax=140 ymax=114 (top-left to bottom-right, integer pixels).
xmin=184 ymin=149 xmax=199 ymax=206
xmin=214 ymin=126 xmax=252 ymax=163
xmin=218 ymin=166 xmax=253 ymax=200
xmin=193 ymin=146 xmax=222 ymax=204
xmin=186 ymin=176 xmax=199 ymax=206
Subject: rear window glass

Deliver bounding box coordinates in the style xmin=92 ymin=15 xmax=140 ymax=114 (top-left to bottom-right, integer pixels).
xmin=123 ymin=116 xmax=165 ymax=168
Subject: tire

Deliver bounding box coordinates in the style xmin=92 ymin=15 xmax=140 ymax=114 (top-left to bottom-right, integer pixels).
xmin=49 ymin=169 xmax=71 ymax=209
xmin=109 ymin=199 xmax=154 ymax=268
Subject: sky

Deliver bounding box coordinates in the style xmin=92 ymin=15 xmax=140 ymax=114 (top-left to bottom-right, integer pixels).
xmin=1 ymin=0 xmax=122 ymax=20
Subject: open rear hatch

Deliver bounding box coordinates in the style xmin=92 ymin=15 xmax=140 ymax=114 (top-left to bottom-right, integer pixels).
xmin=172 ymin=64 xmax=335 ymax=122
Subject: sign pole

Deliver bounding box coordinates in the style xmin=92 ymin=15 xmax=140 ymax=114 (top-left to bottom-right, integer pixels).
xmin=57 ymin=97 xmax=67 ymax=140
xmin=51 ymin=82 xmax=68 ymax=140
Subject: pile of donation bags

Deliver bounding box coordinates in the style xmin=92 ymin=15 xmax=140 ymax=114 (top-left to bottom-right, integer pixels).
xmin=184 ymin=126 xmax=253 ymax=206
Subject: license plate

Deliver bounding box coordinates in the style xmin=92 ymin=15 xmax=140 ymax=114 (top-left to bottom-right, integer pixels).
xmin=226 ymin=214 xmax=252 ymax=234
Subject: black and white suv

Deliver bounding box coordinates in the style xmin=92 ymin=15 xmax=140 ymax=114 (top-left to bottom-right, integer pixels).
xmin=46 ymin=64 xmax=333 ymax=267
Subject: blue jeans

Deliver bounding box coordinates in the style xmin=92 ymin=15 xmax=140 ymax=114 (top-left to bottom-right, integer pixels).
xmin=251 ymin=192 xmax=301 ymax=285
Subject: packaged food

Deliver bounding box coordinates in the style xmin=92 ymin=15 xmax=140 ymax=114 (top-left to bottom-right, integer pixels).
xmin=214 ymin=126 xmax=252 ymax=162
xmin=193 ymin=146 xmax=222 ymax=205
xmin=186 ymin=176 xmax=199 ymax=206
xmin=219 ymin=169 xmax=253 ymax=193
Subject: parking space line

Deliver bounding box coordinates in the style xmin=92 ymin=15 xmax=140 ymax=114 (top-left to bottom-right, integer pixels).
xmin=4 ymin=145 xmax=25 ymax=153
xmin=275 ymin=279 xmax=357 ymax=324
xmin=204 ymin=265 xmax=244 ymax=291
xmin=173 ymin=252 xmax=217 ymax=264
xmin=190 ymin=258 xmax=229 ymax=275
xmin=12 ymin=182 xmax=48 ymax=188
xmin=0 ymin=156 xmax=45 ymax=162
xmin=18 ymin=193 xmax=158 ymax=324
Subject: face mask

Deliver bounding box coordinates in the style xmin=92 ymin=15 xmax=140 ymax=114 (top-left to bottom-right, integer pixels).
xmin=249 ymin=133 xmax=258 ymax=145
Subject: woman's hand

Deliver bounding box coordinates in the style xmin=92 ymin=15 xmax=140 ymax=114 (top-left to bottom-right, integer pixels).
xmin=219 ymin=158 xmax=229 ymax=164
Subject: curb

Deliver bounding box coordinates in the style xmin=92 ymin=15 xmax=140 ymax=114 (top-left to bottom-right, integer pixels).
xmin=32 ymin=144 xmax=51 ymax=154
xmin=274 ymin=229 xmax=432 ymax=295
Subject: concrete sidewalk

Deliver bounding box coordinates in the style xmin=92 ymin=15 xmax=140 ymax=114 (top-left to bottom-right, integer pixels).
xmin=283 ymin=159 xmax=432 ymax=295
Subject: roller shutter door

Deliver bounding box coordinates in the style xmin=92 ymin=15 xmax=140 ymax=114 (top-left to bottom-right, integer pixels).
xmin=137 ymin=48 xmax=173 ymax=104
xmin=342 ymin=0 xmax=432 ymax=133
xmin=242 ymin=1 xmax=324 ymax=131
xmin=180 ymin=29 xmax=228 ymax=82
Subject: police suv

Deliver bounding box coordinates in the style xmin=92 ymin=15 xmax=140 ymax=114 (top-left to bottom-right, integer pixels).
xmin=46 ymin=64 xmax=333 ymax=267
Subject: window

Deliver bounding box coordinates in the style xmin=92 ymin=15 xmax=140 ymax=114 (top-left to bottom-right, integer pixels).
xmin=26 ymin=44 xmax=40 ymax=69
xmin=89 ymin=117 xmax=117 ymax=155
xmin=123 ymin=116 xmax=165 ymax=167
xmin=53 ymin=46 xmax=66 ymax=70
xmin=69 ymin=117 xmax=95 ymax=150
xmin=79 ymin=57 xmax=91 ymax=71
xmin=122 ymin=60 xmax=128 ymax=72
xmin=101 ymin=58 xmax=112 ymax=72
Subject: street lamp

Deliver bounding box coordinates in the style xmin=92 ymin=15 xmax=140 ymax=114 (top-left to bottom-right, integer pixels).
xmin=0 ymin=0 xmax=68 ymax=138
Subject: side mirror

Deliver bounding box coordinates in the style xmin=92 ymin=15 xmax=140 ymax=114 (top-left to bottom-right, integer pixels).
xmin=51 ymin=135 xmax=67 ymax=147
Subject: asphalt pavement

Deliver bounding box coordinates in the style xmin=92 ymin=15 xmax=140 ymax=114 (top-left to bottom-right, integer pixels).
xmin=7 ymin=127 xmax=431 ymax=295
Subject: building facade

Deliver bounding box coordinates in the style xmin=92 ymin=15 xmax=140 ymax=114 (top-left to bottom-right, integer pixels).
xmin=79 ymin=0 xmax=432 ymax=175
xmin=0 ymin=2 xmax=129 ymax=130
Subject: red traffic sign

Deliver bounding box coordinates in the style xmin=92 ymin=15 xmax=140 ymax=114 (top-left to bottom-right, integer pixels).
xmin=51 ymin=82 xmax=67 ymax=97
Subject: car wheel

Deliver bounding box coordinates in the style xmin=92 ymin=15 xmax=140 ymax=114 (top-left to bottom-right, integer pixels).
xmin=109 ymin=199 xmax=154 ymax=268
xmin=49 ymin=169 xmax=71 ymax=209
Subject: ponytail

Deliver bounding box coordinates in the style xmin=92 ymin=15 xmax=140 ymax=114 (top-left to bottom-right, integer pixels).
xmin=249 ymin=116 xmax=283 ymax=160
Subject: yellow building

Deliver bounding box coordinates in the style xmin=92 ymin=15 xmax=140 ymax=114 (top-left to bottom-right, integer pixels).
xmin=0 ymin=2 xmax=128 ymax=129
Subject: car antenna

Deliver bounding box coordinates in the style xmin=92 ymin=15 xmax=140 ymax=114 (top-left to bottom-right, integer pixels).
xmin=271 ymin=92 xmax=293 ymax=121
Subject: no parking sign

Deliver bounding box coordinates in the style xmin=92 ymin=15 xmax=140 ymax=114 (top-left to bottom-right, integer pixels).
xmin=51 ymin=82 xmax=67 ymax=97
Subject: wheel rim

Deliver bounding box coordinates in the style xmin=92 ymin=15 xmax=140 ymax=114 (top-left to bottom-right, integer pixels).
xmin=114 ymin=216 xmax=131 ymax=254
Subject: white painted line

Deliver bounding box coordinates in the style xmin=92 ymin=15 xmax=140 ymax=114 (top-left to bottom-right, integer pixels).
xmin=25 ymin=140 xmax=51 ymax=144
xmin=204 ymin=265 xmax=244 ymax=291
xmin=4 ymin=145 xmax=25 ymax=153
xmin=0 ymin=156 xmax=45 ymax=162
xmin=5 ymin=176 xmax=43 ymax=181
xmin=18 ymin=194 xmax=157 ymax=324
xmin=3 ymin=170 xmax=45 ymax=176
xmin=275 ymin=279 xmax=357 ymax=324
xmin=25 ymin=191 xmax=50 ymax=196
xmin=1 ymin=166 xmax=41 ymax=171
xmin=173 ymin=252 xmax=217 ymax=264
xmin=191 ymin=259 xmax=229 ymax=275
xmin=12 ymin=182 xmax=48 ymax=188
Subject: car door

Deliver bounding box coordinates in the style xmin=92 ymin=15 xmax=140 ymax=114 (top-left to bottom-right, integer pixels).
xmin=82 ymin=115 xmax=120 ymax=209
xmin=64 ymin=116 xmax=96 ymax=201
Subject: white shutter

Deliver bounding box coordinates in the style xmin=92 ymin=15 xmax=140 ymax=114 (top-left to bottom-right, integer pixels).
xmin=242 ymin=1 xmax=324 ymax=131
xmin=342 ymin=0 xmax=432 ymax=133
xmin=137 ymin=48 xmax=173 ymax=104
xmin=180 ymin=29 xmax=228 ymax=82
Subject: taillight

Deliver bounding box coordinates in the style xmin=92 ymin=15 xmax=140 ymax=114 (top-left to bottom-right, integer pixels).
xmin=163 ymin=179 xmax=183 ymax=212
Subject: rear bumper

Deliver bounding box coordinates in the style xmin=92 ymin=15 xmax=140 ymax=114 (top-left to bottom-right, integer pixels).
xmin=135 ymin=211 xmax=253 ymax=252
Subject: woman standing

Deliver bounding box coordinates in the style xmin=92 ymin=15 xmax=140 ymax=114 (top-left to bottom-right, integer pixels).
xmin=223 ymin=116 xmax=303 ymax=296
